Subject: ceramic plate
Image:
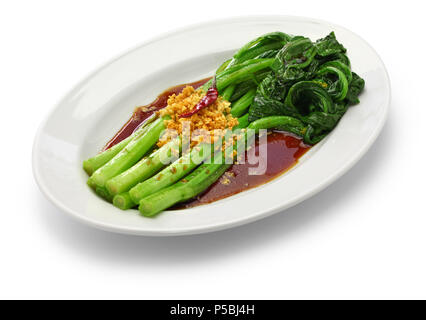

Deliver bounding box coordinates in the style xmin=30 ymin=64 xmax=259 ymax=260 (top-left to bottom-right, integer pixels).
xmin=33 ymin=16 xmax=390 ymax=236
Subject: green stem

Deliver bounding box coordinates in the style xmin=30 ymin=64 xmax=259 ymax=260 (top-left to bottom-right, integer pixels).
xmin=230 ymin=42 xmax=285 ymax=66
xmin=248 ymin=115 xmax=306 ymax=137
xmin=216 ymin=59 xmax=231 ymax=73
xmin=113 ymin=192 xmax=135 ymax=210
xmin=95 ymin=186 xmax=113 ymax=202
xmin=139 ymin=163 xmax=230 ymax=217
xmin=82 ymin=115 xmax=154 ymax=176
xmin=221 ymin=84 xmax=236 ymax=101
xmin=230 ymin=88 xmax=256 ymax=117
xmin=129 ymin=141 xmax=214 ymax=204
xmin=105 ymin=137 xmax=181 ymax=196
xmin=236 ymin=114 xmax=249 ymax=129
xmin=229 ymin=70 xmax=270 ymax=102
xmin=217 ymin=59 xmax=274 ymax=91
xmin=202 ymin=59 xmax=274 ymax=93
xmin=89 ymin=116 xmax=167 ymax=188
xmin=138 ymin=129 xmax=254 ymax=217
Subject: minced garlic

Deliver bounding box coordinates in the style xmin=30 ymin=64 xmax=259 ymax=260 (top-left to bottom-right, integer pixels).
xmin=157 ymin=86 xmax=238 ymax=147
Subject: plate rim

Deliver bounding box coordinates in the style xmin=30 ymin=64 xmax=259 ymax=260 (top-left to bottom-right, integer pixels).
xmin=32 ymin=15 xmax=391 ymax=236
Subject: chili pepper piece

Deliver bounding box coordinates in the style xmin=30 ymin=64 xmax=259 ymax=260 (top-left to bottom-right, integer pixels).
xmin=179 ymin=76 xmax=218 ymax=118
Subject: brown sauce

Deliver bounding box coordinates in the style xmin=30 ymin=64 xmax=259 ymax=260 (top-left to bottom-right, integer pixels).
xmin=174 ymin=131 xmax=310 ymax=209
xmin=103 ymin=78 xmax=310 ymax=207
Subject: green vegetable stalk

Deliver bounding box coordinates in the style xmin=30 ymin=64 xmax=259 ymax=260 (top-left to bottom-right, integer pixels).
xmin=82 ymin=115 xmax=155 ymax=176
xmin=139 ymin=163 xmax=230 ymax=216
xmin=83 ymin=30 xmax=365 ymax=217
xmin=89 ymin=116 xmax=167 ymax=188
xmin=106 ymin=137 xmax=181 ymax=196
xmin=138 ymin=129 xmax=255 ymax=217
xmin=248 ymin=32 xmax=364 ymax=144
xmin=231 ymin=88 xmax=256 ymax=117
xmin=113 ymin=192 xmax=135 ymax=210
xmin=129 ymin=141 xmax=215 ymax=204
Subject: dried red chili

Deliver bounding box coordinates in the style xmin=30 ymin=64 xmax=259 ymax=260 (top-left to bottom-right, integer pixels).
xmin=179 ymin=76 xmax=218 ymax=118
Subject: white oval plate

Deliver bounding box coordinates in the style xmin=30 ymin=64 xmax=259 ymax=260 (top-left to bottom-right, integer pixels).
xmin=33 ymin=16 xmax=390 ymax=236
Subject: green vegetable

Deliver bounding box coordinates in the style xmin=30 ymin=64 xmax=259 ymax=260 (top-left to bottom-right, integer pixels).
xmin=216 ymin=59 xmax=231 ymax=73
xmin=129 ymin=142 xmax=214 ymax=203
xmin=82 ymin=115 xmax=155 ymax=176
xmin=248 ymin=75 xmax=301 ymax=122
xmin=272 ymin=36 xmax=317 ymax=72
xmin=247 ymin=32 xmax=364 ymax=144
xmin=236 ymin=114 xmax=249 ymax=129
xmin=89 ymin=116 xmax=167 ymax=188
xmin=202 ymin=58 xmax=275 ymax=93
xmin=321 ymin=60 xmax=352 ymax=83
xmin=248 ymin=116 xmax=306 ymax=136
xmin=95 ymin=186 xmax=113 ymax=202
xmin=113 ymin=192 xmax=135 ymax=210
xmin=139 ymin=163 xmax=230 ymax=217
xmin=218 ymin=58 xmax=275 ymax=90
xmin=83 ymin=30 xmax=365 ymax=216
xmin=284 ymin=81 xmax=335 ymax=114
xmin=105 ymin=137 xmax=181 ymax=196
xmin=231 ymin=88 xmax=256 ymax=117
xmin=213 ymin=33 xmax=288 ymax=97
xmin=229 ymin=32 xmax=291 ymax=67
xmin=316 ymin=62 xmax=351 ymax=101
xmin=345 ymin=72 xmax=365 ymax=105
xmin=314 ymin=32 xmax=346 ymax=57
xmin=221 ymin=84 xmax=236 ymax=101
xmin=229 ymin=70 xmax=271 ymax=102
xmin=138 ymin=130 xmax=255 ymax=216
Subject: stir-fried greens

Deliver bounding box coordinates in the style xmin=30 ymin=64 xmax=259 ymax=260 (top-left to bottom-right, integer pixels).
xmin=246 ymin=32 xmax=364 ymax=144
xmin=83 ymin=31 xmax=365 ymax=216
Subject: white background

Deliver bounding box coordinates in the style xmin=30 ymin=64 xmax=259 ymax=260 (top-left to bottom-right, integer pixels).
xmin=1 ymin=0 xmax=424 ymax=299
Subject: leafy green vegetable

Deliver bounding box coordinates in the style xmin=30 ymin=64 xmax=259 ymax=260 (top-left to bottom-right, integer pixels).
xmin=229 ymin=32 xmax=291 ymax=67
xmin=247 ymin=32 xmax=365 ymax=144
xmin=285 ymin=81 xmax=335 ymax=114
xmin=250 ymin=94 xmax=288 ymax=120
xmin=345 ymin=72 xmax=365 ymax=105
xmin=248 ymin=116 xmax=306 ymax=137
xmin=228 ymin=69 xmax=271 ymax=102
xmin=83 ymin=30 xmax=366 ymax=215
xmin=314 ymin=32 xmax=346 ymax=57
xmin=272 ymin=36 xmax=317 ymax=72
